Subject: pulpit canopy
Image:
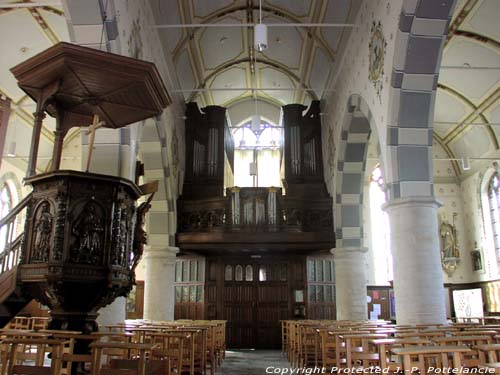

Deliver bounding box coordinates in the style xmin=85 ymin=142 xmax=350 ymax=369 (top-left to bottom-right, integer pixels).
xmin=10 ymin=42 xmax=170 ymax=130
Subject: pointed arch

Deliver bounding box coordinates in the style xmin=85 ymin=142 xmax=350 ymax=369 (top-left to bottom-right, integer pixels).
xmin=335 ymin=94 xmax=381 ymax=248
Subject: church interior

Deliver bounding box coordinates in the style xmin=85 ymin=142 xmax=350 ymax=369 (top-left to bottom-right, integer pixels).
xmin=0 ymin=0 xmax=500 ymax=373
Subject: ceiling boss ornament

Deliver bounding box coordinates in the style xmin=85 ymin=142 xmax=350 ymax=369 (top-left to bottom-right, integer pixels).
xmin=368 ymin=21 xmax=387 ymax=101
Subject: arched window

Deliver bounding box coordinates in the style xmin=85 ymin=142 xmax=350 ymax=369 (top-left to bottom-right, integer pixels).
xmin=0 ymin=183 xmax=13 ymax=253
xmin=232 ymin=121 xmax=283 ymax=187
xmin=224 ymin=265 xmax=233 ymax=281
xmin=235 ymin=265 xmax=243 ymax=281
xmin=487 ymin=173 xmax=500 ymax=257
xmin=245 ymin=265 xmax=253 ymax=281
xmin=369 ymin=165 xmax=393 ymax=284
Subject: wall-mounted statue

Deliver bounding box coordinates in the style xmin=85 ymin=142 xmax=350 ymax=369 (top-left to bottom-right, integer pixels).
xmin=440 ymin=213 xmax=460 ymax=276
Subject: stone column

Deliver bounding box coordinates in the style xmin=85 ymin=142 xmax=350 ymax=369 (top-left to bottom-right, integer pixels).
xmin=332 ymin=247 xmax=368 ymax=320
xmin=383 ymin=197 xmax=446 ymax=325
xmin=143 ymin=246 xmax=178 ymax=321
xmin=97 ymin=297 xmax=126 ymax=327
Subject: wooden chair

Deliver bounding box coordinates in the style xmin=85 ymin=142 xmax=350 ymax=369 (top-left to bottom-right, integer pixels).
xmin=341 ymin=333 xmax=387 ymax=369
xmin=370 ymin=338 xmax=432 ymax=373
xmin=474 ymin=343 xmax=500 ymax=364
xmin=148 ymin=331 xmax=191 ymax=375
xmin=40 ymin=330 xmax=99 ymax=375
xmin=31 ymin=318 xmax=50 ymax=331
xmin=432 ymin=335 xmax=492 ymax=367
xmin=8 ymin=318 xmax=31 ymax=331
xmin=1 ymin=338 xmax=68 ymax=375
xmin=391 ymin=345 xmax=471 ymax=374
xmin=299 ymin=324 xmax=321 ymax=368
xmin=90 ymin=341 xmax=159 ymax=375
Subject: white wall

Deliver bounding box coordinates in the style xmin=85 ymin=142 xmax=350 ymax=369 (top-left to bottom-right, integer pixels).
xmin=363 ymin=140 xmax=490 ymax=286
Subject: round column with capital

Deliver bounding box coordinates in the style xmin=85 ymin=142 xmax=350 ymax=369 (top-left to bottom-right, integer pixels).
xmin=332 ymin=247 xmax=368 ymax=320
xmin=383 ymin=197 xmax=447 ymax=324
xmin=143 ymin=246 xmax=179 ymax=321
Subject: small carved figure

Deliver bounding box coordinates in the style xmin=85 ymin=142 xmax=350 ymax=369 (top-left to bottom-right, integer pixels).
xmin=33 ymin=201 xmax=52 ymax=262
xmin=73 ymin=202 xmax=103 ymax=264
xmin=131 ymin=201 xmax=151 ymax=272
xmin=117 ymin=210 xmax=128 ymax=266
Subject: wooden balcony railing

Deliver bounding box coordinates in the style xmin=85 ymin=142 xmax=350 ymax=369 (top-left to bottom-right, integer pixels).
xmin=0 ymin=193 xmax=31 ymax=275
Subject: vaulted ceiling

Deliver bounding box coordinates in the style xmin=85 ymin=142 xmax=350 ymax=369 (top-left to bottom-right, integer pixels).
xmin=0 ymin=0 xmax=71 ymax=173
xmin=434 ymin=0 xmax=500 ymax=175
xmin=150 ymin=0 xmax=361 ymax=109
xmin=0 ymin=0 xmax=499 ymax=179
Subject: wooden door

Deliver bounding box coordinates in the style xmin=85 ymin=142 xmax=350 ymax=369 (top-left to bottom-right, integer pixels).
xmin=207 ymin=255 xmax=304 ymax=349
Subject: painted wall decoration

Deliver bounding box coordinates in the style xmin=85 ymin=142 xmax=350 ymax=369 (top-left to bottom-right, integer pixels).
xmin=368 ymin=20 xmax=387 ymax=101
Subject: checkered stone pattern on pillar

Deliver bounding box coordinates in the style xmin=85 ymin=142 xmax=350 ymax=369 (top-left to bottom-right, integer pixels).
xmin=335 ymin=95 xmax=375 ymax=248
xmin=387 ymin=0 xmax=457 ymax=200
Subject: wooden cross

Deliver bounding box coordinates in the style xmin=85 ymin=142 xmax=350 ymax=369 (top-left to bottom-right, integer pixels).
xmin=85 ymin=114 xmax=105 ymax=172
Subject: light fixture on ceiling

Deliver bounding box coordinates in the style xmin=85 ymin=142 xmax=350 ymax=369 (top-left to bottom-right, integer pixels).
xmin=461 ymin=157 xmax=471 ymax=171
xmin=7 ymin=142 xmax=16 ymax=157
xmin=254 ymin=0 xmax=268 ymax=51
xmin=251 ymin=114 xmax=260 ymax=132
xmin=254 ymin=24 xmax=268 ymax=51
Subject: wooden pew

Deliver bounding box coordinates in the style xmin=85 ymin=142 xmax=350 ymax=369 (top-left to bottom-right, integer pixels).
xmin=391 ymin=345 xmax=471 ymax=374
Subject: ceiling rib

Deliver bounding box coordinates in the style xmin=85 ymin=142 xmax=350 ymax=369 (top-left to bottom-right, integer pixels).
xmin=0 ymin=1 xmax=61 ymax=8
xmin=199 ymin=57 xmax=316 ymax=98
xmin=453 ymin=30 xmax=500 ymax=52
xmin=172 ymin=87 xmax=332 ymax=92
xmin=438 ymin=84 xmax=499 ymax=149
xmin=432 ymin=135 xmax=461 ymax=176
xmin=446 ymin=0 xmax=479 ymax=45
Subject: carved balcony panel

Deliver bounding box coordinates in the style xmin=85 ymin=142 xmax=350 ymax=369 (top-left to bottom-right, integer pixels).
xmin=177 ymin=187 xmax=334 ymax=252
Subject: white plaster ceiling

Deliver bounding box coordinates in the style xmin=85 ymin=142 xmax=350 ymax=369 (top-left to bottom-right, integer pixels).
xmin=0 ymin=0 xmax=70 ymax=173
xmin=266 ymin=0 xmax=313 ymax=18
xmin=439 ymin=37 xmax=500 ymax=104
xmin=433 ymin=0 xmax=500 ymax=176
xmin=260 ymin=67 xmax=295 ymax=105
xmin=158 ymin=0 xmax=360 ymax=115
xmin=210 ymin=67 xmax=248 ymax=105
xmin=199 ymin=17 xmax=245 ymax=70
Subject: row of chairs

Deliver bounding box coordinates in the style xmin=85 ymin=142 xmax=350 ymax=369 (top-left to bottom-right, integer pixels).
xmin=0 ymin=318 xmax=227 ymax=375
xmin=282 ymin=319 xmax=500 ymax=373
xmin=6 ymin=317 xmax=49 ymax=331
xmin=99 ymin=319 xmax=227 ymax=375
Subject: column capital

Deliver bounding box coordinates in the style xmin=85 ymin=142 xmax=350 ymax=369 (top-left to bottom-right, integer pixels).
xmin=33 ymin=110 xmax=46 ymax=120
xmin=382 ymin=196 xmax=442 ymax=212
xmin=144 ymin=246 xmax=179 ymax=260
xmin=331 ymin=247 xmax=368 ymax=258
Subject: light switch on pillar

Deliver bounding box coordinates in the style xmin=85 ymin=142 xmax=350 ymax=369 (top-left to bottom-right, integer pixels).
xmin=332 ymin=247 xmax=368 ymax=320
xmin=143 ymin=246 xmax=179 ymax=321
xmin=383 ymin=197 xmax=447 ymax=325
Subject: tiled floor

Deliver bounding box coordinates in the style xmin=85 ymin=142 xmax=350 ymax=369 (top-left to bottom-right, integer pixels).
xmin=217 ymin=350 xmax=290 ymax=375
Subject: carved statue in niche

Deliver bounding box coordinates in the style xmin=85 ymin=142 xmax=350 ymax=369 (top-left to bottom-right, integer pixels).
xmin=440 ymin=220 xmax=459 ymax=259
xmin=72 ymin=202 xmax=103 ymax=264
xmin=32 ymin=201 xmax=53 ymax=262
xmin=440 ymin=213 xmax=460 ymax=276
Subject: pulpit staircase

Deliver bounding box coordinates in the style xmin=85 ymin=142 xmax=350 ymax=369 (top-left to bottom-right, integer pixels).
xmin=0 ymin=193 xmax=33 ymax=327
